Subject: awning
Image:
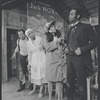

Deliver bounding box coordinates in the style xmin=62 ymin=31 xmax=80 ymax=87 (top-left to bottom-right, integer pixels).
xmin=1 ymin=0 xmax=98 ymax=23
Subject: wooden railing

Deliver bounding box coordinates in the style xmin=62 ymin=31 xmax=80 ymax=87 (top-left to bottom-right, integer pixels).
xmin=87 ymin=71 xmax=98 ymax=100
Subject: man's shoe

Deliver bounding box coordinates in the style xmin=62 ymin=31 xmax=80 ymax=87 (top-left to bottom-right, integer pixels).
xmin=29 ymin=84 xmax=33 ymax=90
xmin=38 ymin=93 xmax=43 ymax=98
xmin=17 ymin=88 xmax=23 ymax=92
xmin=17 ymin=84 xmax=25 ymax=92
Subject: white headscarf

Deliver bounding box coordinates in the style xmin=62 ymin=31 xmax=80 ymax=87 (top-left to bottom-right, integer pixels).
xmin=25 ymin=29 xmax=33 ymax=39
xmin=25 ymin=29 xmax=33 ymax=51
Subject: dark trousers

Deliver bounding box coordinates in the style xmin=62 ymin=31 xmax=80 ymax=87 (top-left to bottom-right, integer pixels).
xmin=19 ymin=54 xmax=28 ymax=75
xmin=67 ymin=55 xmax=87 ymax=100
xmin=19 ymin=54 xmax=28 ymax=87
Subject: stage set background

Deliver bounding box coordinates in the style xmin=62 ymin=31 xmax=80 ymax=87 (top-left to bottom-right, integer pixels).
xmin=27 ymin=1 xmax=66 ymax=38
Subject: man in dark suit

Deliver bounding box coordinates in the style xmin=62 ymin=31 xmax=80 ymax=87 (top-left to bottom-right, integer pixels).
xmin=65 ymin=8 xmax=97 ymax=100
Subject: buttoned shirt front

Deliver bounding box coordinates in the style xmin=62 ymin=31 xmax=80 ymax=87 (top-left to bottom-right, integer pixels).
xmin=68 ymin=21 xmax=79 ymax=54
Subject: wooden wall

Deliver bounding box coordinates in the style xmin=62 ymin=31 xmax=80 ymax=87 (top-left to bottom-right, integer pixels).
xmin=2 ymin=8 xmax=27 ymax=82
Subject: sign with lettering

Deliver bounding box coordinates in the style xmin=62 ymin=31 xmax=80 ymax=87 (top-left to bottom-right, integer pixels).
xmin=27 ymin=1 xmax=65 ymax=36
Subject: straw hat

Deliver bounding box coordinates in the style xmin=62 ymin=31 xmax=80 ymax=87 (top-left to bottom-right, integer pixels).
xmin=45 ymin=20 xmax=56 ymax=31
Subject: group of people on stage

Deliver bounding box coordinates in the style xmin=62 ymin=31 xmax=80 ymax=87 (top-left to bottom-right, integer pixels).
xmin=11 ymin=8 xmax=97 ymax=100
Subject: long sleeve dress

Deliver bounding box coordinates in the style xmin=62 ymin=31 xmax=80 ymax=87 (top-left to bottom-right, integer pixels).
xmin=28 ymin=36 xmax=47 ymax=85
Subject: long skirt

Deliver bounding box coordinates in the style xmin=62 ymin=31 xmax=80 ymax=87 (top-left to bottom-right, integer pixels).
xmin=31 ymin=51 xmax=47 ymax=85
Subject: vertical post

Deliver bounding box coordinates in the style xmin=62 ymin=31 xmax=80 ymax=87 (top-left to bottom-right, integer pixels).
xmin=97 ymin=0 xmax=100 ymax=99
xmin=97 ymin=29 xmax=100 ymax=98
xmin=2 ymin=10 xmax=8 ymax=82
xmin=0 ymin=0 xmax=2 ymax=99
xmin=87 ymin=78 xmax=90 ymax=100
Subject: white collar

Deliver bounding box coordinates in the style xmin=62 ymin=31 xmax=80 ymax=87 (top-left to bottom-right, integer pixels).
xmin=49 ymin=30 xmax=52 ymax=33
xmin=70 ymin=21 xmax=79 ymax=27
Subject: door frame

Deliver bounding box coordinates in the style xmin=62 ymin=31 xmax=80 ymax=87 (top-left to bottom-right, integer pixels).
xmin=2 ymin=26 xmax=22 ymax=82
xmin=7 ymin=28 xmax=19 ymax=79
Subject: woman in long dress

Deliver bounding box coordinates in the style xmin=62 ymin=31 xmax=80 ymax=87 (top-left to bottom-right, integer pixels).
xmin=43 ymin=21 xmax=66 ymax=100
xmin=25 ymin=29 xmax=46 ymax=98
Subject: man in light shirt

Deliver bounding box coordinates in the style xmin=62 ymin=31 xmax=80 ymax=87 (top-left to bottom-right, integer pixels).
xmin=11 ymin=29 xmax=28 ymax=92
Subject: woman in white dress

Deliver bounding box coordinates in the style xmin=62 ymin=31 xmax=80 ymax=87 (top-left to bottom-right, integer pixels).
xmin=25 ymin=29 xmax=46 ymax=98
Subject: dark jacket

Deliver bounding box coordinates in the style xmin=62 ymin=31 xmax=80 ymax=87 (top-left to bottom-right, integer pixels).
xmin=65 ymin=22 xmax=97 ymax=75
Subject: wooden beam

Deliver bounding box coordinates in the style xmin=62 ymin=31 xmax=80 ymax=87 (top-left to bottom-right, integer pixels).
xmin=48 ymin=0 xmax=70 ymax=22
xmin=2 ymin=0 xmax=31 ymax=9
xmin=76 ymin=0 xmax=89 ymax=18
xmin=85 ymin=1 xmax=98 ymax=9
xmin=84 ymin=0 xmax=96 ymax=6
xmin=97 ymin=1 xmax=100 ymax=99
xmin=0 ymin=0 xmax=2 ymax=98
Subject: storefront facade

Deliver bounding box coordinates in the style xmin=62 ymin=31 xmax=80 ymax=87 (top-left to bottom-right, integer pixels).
xmin=2 ymin=1 xmax=66 ymax=82
xmin=2 ymin=0 xmax=98 ymax=82
xmin=2 ymin=8 xmax=27 ymax=82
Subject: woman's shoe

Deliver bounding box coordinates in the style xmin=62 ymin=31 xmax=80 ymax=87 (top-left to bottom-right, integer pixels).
xmin=29 ymin=84 xmax=33 ymax=90
xmin=38 ymin=93 xmax=43 ymax=98
xmin=28 ymin=90 xmax=35 ymax=95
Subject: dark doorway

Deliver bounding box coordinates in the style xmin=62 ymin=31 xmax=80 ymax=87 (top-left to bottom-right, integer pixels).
xmin=7 ymin=28 xmax=18 ymax=79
